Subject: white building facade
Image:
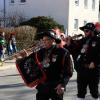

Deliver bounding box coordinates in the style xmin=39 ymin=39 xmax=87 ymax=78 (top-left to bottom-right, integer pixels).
xmin=0 ymin=0 xmax=100 ymax=35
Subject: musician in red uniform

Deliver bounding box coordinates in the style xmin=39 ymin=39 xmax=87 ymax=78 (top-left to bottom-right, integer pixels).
xmin=34 ymin=30 xmax=73 ymax=100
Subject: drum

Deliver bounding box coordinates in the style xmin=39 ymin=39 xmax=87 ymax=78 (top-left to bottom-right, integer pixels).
xmin=16 ymin=53 xmax=46 ymax=88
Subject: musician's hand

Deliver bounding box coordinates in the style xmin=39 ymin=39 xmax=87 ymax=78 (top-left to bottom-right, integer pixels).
xmin=13 ymin=53 xmax=18 ymax=59
xmin=89 ymin=62 xmax=95 ymax=69
xmin=19 ymin=49 xmax=28 ymax=58
xmin=55 ymin=84 xmax=65 ymax=95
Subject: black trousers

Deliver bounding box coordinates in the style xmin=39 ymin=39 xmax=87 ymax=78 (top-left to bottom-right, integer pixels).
xmin=36 ymin=88 xmax=63 ymax=100
xmin=77 ymin=68 xmax=99 ymax=98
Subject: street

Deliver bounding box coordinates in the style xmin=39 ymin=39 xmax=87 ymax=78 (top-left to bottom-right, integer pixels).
xmin=0 ymin=61 xmax=100 ymax=100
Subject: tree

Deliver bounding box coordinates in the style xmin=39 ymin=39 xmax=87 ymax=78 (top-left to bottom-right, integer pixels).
xmin=6 ymin=11 xmax=27 ymax=27
xmin=19 ymin=16 xmax=64 ymax=32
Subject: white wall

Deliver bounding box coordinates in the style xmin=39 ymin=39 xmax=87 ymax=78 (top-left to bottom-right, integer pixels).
xmin=68 ymin=0 xmax=99 ymax=36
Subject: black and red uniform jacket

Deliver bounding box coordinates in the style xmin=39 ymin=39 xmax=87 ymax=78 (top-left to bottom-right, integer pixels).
xmin=35 ymin=45 xmax=73 ymax=91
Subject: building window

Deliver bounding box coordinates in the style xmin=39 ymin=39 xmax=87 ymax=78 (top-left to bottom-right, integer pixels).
xmin=92 ymin=0 xmax=95 ymax=10
xmin=11 ymin=0 xmax=14 ymax=3
xmin=20 ymin=0 xmax=26 ymax=3
xmin=74 ymin=19 xmax=78 ymax=30
xmin=75 ymin=0 xmax=79 ymax=6
xmin=84 ymin=0 xmax=88 ymax=8
xmin=99 ymin=2 xmax=100 ymax=12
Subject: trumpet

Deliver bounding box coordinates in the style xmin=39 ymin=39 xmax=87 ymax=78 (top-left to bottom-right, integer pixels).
xmin=3 ymin=40 xmax=45 ymax=62
xmin=73 ymin=34 xmax=84 ymax=40
xmin=68 ymin=34 xmax=84 ymax=40
xmin=65 ymin=34 xmax=84 ymax=41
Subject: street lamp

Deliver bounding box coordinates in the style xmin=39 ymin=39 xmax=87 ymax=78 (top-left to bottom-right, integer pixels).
xmin=4 ymin=0 xmax=6 ymax=27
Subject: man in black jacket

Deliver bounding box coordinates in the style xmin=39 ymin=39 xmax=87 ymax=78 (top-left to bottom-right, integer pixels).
xmin=35 ymin=30 xmax=73 ymax=100
xmin=66 ymin=23 xmax=100 ymax=100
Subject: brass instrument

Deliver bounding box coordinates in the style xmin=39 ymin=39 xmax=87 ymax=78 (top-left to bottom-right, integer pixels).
xmin=69 ymin=34 xmax=84 ymax=40
xmin=73 ymin=34 xmax=84 ymax=40
xmin=65 ymin=34 xmax=84 ymax=43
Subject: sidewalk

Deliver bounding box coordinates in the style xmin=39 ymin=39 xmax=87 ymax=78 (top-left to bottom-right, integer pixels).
xmin=0 ymin=59 xmax=16 ymax=70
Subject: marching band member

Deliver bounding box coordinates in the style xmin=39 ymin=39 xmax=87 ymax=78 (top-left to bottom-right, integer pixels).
xmin=66 ymin=23 xmax=100 ymax=100
xmin=34 ymin=30 xmax=73 ymax=100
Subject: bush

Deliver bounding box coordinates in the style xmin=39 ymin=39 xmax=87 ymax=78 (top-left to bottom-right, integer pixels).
xmin=3 ymin=26 xmax=37 ymax=50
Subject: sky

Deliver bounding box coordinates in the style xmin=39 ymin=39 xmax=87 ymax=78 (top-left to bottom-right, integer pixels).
xmin=0 ymin=0 xmax=3 ymax=8
xmin=0 ymin=0 xmax=6 ymax=16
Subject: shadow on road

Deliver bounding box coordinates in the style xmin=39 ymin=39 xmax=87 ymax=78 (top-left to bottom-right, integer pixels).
xmin=0 ymin=74 xmax=19 ymax=77
xmin=0 ymin=83 xmax=25 ymax=89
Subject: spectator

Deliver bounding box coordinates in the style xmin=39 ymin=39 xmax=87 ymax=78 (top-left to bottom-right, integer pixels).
xmin=0 ymin=32 xmax=6 ymax=65
xmin=7 ymin=32 xmax=17 ymax=55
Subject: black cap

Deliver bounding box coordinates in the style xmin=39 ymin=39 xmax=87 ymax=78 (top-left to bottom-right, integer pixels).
xmin=79 ymin=23 xmax=95 ymax=31
xmin=38 ymin=30 xmax=61 ymax=44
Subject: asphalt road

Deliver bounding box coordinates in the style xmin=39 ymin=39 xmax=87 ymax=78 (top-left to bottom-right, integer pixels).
xmin=0 ymin=61 xmax=100 ymax=100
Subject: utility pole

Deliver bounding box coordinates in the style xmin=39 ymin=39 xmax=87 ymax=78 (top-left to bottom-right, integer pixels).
xmin=4 ymin=0 xmax=6 ymax=27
